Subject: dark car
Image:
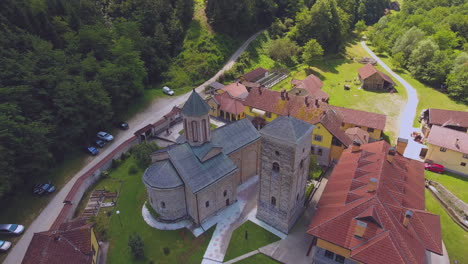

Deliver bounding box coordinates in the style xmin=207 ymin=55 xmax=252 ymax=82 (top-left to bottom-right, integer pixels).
xmin=425 ymin=163 xmax=444 ymax=173
xmin=32 ymin=183 xmax=56 ymax=195
xmin=0 ymin=224 xmax=25 ymax=235
xmin=117 ymin=122 xmax=129 ymax=130
xmin=94 ymin=139 xmax=106 ymax=148
xmin=86 ymin=146 xmax=99 ymax=156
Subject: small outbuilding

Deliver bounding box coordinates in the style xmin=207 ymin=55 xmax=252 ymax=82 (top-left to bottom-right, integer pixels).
xmin=358 ymin=64 xmax=395 ymax=91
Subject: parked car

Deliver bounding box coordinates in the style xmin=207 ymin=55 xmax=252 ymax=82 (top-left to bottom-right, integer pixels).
xmin=97 ymin=131 xmax=114 ymax=142
xmin=0 ymin=224 xmax=25 ymax=235
xmin=94 ymin=139 xmax=106 ymax=148
xmin=162 ymin=86 xmax=174 ymax=96
xmin=86 ymin=146 xmax=99 ymax=156
xmin=0 ymin=240 xmax=12 ymax=252
xmin=424 ymin=163 xmax=444 ymax=173
xmin=117 ymin=121 xmax=129 ymax=130
xmin=32 ymin=183 xmax=56 ymax=195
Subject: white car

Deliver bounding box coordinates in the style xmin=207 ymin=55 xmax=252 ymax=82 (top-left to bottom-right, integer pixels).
xmin=97 ymin=131 xmax=114 ymax=142
xmin=0 ymin=240 xmax=12 ymax=252
xmin=162 ymin=86 xmax=174 ymax=96
xmin=0 ymin=224 xmax=25 ymax=235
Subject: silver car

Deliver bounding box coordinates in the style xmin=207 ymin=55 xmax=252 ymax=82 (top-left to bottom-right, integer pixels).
xmin=97 ymin=131 xmax=114 ymax=142
xmin=162 ymin=86 xmax=174 ymax=96
xmin=0 ymin=224 xmax=25 ymax=235
xmin=0 ymin=240 xmax=12 ymax=252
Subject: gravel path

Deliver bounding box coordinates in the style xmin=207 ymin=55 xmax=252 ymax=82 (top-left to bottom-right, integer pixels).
xmin=3 ymin=30 xmax=264 ymax=264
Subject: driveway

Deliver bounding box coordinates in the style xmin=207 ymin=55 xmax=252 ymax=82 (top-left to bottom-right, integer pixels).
xmin=361 ymin=41 xmax=423 ymax=159
xmin=3 ymin=30 xmax=264 ymax=264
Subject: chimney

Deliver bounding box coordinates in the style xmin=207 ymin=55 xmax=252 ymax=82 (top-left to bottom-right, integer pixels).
xmin=351 ymin=140 xmax=361 ymax=152
xmin=285 ymin=92 xmax=289 ymax=100
xmin=396 ymin=137 xmax=408 ymax=155
xmin=315 ymin=99 xmax=319 ymax=108
xmin=305 ymin=96 xmax=310 ymax=107
xmin=281 ymin=90 xmax=285 ymax=100
xmin=402 ymin=210 xmax=413 ymax=228
xmin=354 ymin=220 xmax=367 ymax=238
xmin=367 ymin=177 xmax=378 ymax=192
xmin=456 ymin=138 xmax=460 ymax=149
xmin=387 ymin=147 xmax=396 ymax=163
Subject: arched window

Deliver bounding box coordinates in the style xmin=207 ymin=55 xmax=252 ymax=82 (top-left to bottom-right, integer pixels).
xmin=184 ymin=120 xmax=187 ymax=135
xmin=202 ymin=119 xmax=207 ymax=141
xmin=161 ymin=201 xmax=166 ymax=208
xmin=205 ymin=201 xmax=210 ymax=207
xmin=272 ymin=162 xmax=280 ymax=173
xmin=275 ymin=151 xmax=280 ymax=156
xmin=271 ymin=196 xmax=276 ymax=206
xmin=192 ymin=121 xmax=198 ymax=142
xmin=223 ymin=190 xmax=227 ymax=197
xmin=296 ymin=194 xmax=299 ymax=201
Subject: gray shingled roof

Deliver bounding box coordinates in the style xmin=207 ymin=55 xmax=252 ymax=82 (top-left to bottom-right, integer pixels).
xmin=182 ymin=91 xmax=210 ymax=116
xmin=167 ymin=143 xmax=237 ymax=193
xmin=211 ymin=118 xmax=261 ymax=154
xmin=260 ymin=116 xmax=314 ymax=144
xmin=143 ymin=160 xmax=183 ymax=189
xmin=192 ymin=142 xmax=222 ymax=161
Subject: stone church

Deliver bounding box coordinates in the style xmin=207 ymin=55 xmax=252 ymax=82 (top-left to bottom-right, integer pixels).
xmin=143 ymin=90 xmax=314 ymax=233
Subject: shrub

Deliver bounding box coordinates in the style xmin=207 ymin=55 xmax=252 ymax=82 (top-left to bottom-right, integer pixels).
xmin=120 ymin=151 xmax=131 ymax=160
xmin=128 ymin=165 xmax=138 ymax=175
xmin=112 ymin=158 xmax=122 ymax=169
xmin=133 ymin=142 xmax=159 ymax=169
xmin=128 ymin=233 xmax=145 ymax=259
xmin=101 ymin=170 xmax=110 ymax=179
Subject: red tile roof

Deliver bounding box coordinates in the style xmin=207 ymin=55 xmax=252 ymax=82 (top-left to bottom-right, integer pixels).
xmin=427 ymin=108 xmax=468 ymax=128
xmin=426 ymin=125 xmax=468 ymax=154
xmin=320 ymin=109 xmax=352 ymax=147
xmin=214 ymin=92 xmax=245 ymax=115
xmin=331 ymin=105 xmax=387 ymax=131
xmin=22 ymin=219 xmax=95 ymax=264
xmin=222 ymin=82 xmax=249 ymax=99
xmin=308 ymin=141 xmax=442 ymax=264
xmin=359 ymin=64 xmax=395 ymax=85
xmin=345 ymin=127 xmax=370 ymax=144
xmin=242 ymin=67 xmax=268 ymax=82
xmin=291 ymin=74 xmax=329 ymax=101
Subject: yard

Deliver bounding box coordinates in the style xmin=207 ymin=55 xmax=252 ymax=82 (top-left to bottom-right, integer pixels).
xmin=85 ymin=156 xmax=214 ymax=264
xmin=224 ymin=221 xmax=280 ymax=262
xmin=237 ymin=33 xmax=407 ymax=144
xmin=425 ymin=190 xmax=468 ymax=264
xmin=425 ymin=170 xmax=468 ymax=203
xmin=235 ymin=253 xmax=280 ymax=264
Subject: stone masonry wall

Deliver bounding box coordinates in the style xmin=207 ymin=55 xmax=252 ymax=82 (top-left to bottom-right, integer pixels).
xmin=147 ymin=185 xmax=187 ymax=221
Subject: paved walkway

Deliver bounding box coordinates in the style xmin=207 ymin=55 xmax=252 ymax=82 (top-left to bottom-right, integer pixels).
xmin=3 ymin=31 xmax=264 ymax=264
xmin=360 ymin=41 xmax=425 ymax=160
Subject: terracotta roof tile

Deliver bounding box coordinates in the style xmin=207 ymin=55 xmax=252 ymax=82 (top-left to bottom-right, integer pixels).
xmin=243 ymin=67 xmax=268 ymax=82
xmin=358 ymin=64 xmax=395 ymax=85
xmin=426 ymin=125 xmax=468 ymax=154
xmin=345 ymin=127 xmax=370 ymax=144
xmin=427 ymin=108 xmax=468 ymax=128
xmin=308 ymin=141 xmax=443 ymax=264
xmin=331 ymin=105 xmax=387 ymax=131
xmin=291 ymin=74 xmax=329 ymax=101
xmin=222 ymin=82 xmax=249 ymax=99
xmin=214 ymin=92 xmax=245 ymax=115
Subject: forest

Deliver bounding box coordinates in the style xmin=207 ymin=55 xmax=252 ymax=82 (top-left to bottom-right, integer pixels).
xmin=0 ymin=0 xmax=391 ymax=198
xmin=369 ymin=0 xmax=468 ymax=103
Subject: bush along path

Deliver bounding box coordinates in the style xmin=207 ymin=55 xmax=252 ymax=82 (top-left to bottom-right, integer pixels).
xmin=3 ymin=30 xmax=264 ymax=264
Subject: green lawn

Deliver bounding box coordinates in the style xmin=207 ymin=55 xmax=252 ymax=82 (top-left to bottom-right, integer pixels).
xmin=90 ymin=157 xmax=214 ymax=264
xmin=224 ymin=221 xmax=280 ymax=262
xmin=373 ymin=51 xmax=467 ymax=127
xmin=425 ymin=170 xmax=468 ymax=203
xmin=235 ymin=253 xmax=280 ymax=264
xmin=425 ymin=190 xmax=468 ymax=264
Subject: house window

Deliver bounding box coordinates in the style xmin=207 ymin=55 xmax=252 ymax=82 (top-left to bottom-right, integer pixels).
xmin=272 ymin=162 xmax=280 ymax=173
xmin=367 ymin=127 xmax=375 ymax=133
xmin=332 ymin=137 xmax=342 ymax=147
xmin=314 ymin=135 xmax=322 ymax=142
xmin=335 ymin=254 xmax=345 ymax=263
xmin=202 ymin=119 xmax=208 ymax=141
xmin=161 ymin=202 xmax=166 ymax=208
xmin=223 ymin=190 xmax=227 ymax=197
xmin=266 ymin=112 xmax=272 ymax=118
xmin=205 ymin=201 xmax=210 ymax=207
xmin=440 ymin=147 xmax=447 ymax=152
xmin=311 ymin=146 xmax=315 ymax=154
xmin=324 ymin=250 xmax=334 ymax=259
xmin=318 ymin=149 xmax=323 ymax=156
xmin=463 ymin=153 xmax=468 ymax=159
xmin=461 ymin=162 xmax=467 ymax=167
xmin=271 ymin=196 xmax=276 ymax=206
xmin=192 ymin=121 xmax=199 ymax=142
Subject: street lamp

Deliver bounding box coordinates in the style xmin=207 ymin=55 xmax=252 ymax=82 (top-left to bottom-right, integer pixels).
xmin=116 ymin=210 xmax=123 ymax=227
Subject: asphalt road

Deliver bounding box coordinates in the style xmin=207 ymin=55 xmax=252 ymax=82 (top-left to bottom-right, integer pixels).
xmin=3 ymin=30 xmax=264 ymax=264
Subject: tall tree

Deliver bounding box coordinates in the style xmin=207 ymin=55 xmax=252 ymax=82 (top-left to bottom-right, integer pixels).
xmin=302 ymin=39 xmax=324 ymax=67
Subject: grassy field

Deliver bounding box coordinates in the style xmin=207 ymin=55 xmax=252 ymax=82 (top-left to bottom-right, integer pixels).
xmin=224 ymin=221 xmax=280 ymax=261
xmin=85 ymin=156 xmax=214 ymax=264
xmin=238 ymin=33 xmax=406 ymax=144
xmin=373 ymin=50 xmax=467 ymax=127
xmin=425 ymin=170 xmax=468 ymax=203
xmin=425 ymin=190 xmax=468 ymax=264
xmin=235 ymin=253 xmax=280 ymax=264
